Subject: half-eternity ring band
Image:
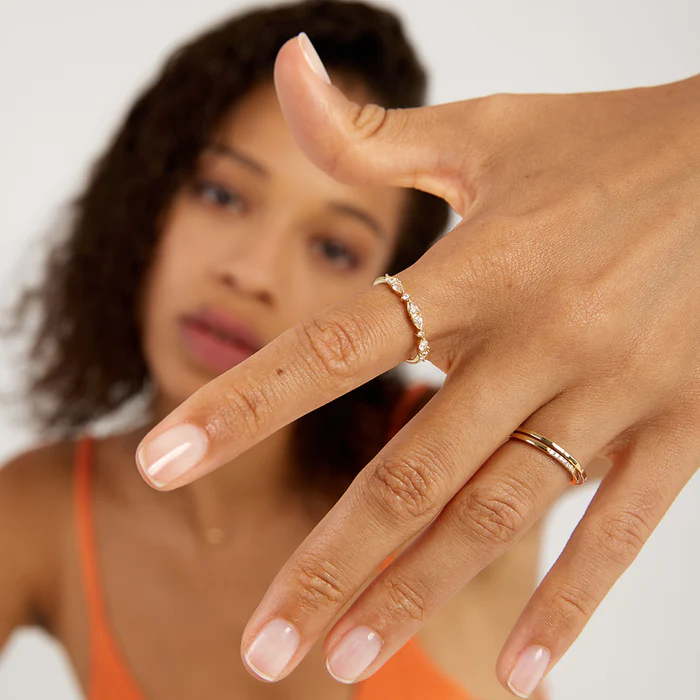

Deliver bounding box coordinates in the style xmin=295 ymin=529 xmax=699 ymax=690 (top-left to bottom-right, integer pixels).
xmin=373 ymin=274 xmax=430 ymax=364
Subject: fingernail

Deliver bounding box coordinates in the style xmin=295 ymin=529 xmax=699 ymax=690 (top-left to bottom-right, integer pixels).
xmin=326 ymin=626 xmax=383 ymax=683
xmin=507 ymin=645 xmax=551 ymax=698
xmin=137 ymin=423 xmax=208 ymax=487
xmin=244 ymin=618 xmax=300 ymax=681
xmin=297 ymin=32 xmax=331 ymax=84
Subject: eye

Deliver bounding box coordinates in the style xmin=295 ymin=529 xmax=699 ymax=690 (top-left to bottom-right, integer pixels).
xmin=191 ymin=180 xmax=244 ymax=211
xmin=312 ymin=236 xmax=361 ymax=270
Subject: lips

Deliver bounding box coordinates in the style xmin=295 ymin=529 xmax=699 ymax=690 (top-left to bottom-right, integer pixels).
xmin=178 ymin=307 xmax=262 ymax=374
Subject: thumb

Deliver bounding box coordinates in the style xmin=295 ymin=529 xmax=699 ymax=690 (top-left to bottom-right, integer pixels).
xmin=274 ymin=33 xmax=483 ymax=215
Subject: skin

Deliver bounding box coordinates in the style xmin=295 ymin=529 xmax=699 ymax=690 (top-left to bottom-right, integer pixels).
xmin=0 ymin=79 xmax=585 ymax=699
xmin=134 ymin=36 xmax=700 ymax=698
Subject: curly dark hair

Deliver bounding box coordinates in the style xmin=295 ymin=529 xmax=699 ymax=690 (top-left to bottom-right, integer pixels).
xmin=9 ymin=0 xmax=449 ymax=502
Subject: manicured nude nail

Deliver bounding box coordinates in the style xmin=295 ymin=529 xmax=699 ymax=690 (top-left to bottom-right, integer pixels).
xmin=297 ymin=32 xmax=331 ymax=84
xmin=326 ymin=626 xmax=383 ymax=683
xmin=244 ymin=618 xmax=300 ymax=681
xmin=507 ymin=645 xmax=551 ymax=698
xmin=137 ymin=423 xmax=208 ymax=487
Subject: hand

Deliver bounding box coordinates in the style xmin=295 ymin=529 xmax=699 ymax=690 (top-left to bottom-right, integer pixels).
xmin=135 ymin=34 xmax=700 ymax=697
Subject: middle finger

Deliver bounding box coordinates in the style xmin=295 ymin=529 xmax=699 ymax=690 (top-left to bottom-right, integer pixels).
xmin=240 ymin=349 xmax=559 ymax=682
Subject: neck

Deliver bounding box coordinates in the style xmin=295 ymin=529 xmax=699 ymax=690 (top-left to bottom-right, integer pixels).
xmin=118 ymin=389 xmax=301 ymax=544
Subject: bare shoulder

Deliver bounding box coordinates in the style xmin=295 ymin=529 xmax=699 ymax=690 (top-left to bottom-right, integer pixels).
xmin=0 ymin=439 xmax=76 ymax=516
xmin=0 ymin=439 xmax=76 ymax=640
xmin=0 ymin=439 xmax=76 ymax=581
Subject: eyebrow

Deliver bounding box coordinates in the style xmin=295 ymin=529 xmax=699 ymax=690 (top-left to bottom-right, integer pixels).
xmin=329 ymin=203 xmax=385 ymax=239
xmin=206 ymin=143 xmax=386 ymax=239
xmin=206 ymin=143 xmax=269 ymax=177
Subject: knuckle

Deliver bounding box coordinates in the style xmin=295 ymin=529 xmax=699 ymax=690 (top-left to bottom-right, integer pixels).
xmin=295 ymin=314 xmax=365 ymax=391
xmin=567 ymin=180 xmax=612 ymax=216
xmin=593 ymin=510 xmax=651 ymax=566
xmin=546 ymin=577 xmax=597 ymax=628
xmin=455 ymin=485 xmax=526 ymax=548
xmin=384 ymin=576 xmax=431 ymax=623
xmin=478 ymin=92 xmax=522 ymax=125
xmin=471 ymin=93 xmax=525 ymax=164
xmin=370 ymin=453 xmax=443 ymax=523
xmin=212 ymin=382 xmax=271 ymax=438
xmin=293 ymin=557 xmax=347 ymax=614
xmin=351 ymin=103 xmax=394 ymax=141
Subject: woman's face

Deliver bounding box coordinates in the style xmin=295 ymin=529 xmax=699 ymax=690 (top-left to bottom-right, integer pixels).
xmin=141 ymin=79 xmax=406 ymax=403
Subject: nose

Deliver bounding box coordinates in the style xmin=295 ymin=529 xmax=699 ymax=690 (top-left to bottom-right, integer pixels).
xmin=214 ymin=227 xmax=284 ymax=305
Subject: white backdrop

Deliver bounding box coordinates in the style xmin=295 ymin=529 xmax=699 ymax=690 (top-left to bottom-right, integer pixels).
xmin=1 ymin=1 xmax=699 ymax=698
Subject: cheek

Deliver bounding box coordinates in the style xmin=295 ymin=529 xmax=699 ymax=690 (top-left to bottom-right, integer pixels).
xmin=139 ymin=208 xmax=212 ymax=368
xmin=158 ymin=206 xmax=213 ymax=281
xmin=146 ymin=199 xmax=225 ymax=312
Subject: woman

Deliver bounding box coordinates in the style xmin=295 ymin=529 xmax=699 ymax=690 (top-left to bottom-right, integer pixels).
xmin=0 ymin=1 xmax=607 ymax=698
xmin=142 ymin=27 xmax=700 ymax=700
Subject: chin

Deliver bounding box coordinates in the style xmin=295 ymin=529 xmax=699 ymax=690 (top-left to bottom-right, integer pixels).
xmin=147 ymin=354 xmax=220 ymax=410
xmin=144 ymin=321 xmax=256 ymax=408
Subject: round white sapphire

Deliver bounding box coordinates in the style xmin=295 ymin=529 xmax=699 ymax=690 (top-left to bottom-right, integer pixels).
xmin=408 ymin=303 xmax=423 ymax=328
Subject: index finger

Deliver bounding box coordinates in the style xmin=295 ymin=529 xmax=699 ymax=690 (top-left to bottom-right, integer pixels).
xmin=135 ymin=278 xmax=428 ymax=490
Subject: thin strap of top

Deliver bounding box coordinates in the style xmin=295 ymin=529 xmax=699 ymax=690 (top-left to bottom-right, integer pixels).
xmin=74 ymin=436 xmax=102 ymax=633
xmin=74 ymin=434 xmax=144 ymax=699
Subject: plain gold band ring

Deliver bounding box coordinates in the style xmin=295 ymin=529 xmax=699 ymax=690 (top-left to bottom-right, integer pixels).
xmin=507 ymin=428 xmax=588 ymax=486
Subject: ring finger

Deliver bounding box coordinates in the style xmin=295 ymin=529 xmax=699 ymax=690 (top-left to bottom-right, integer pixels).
xmin=320 ymin=390 xmax=635 ymax=685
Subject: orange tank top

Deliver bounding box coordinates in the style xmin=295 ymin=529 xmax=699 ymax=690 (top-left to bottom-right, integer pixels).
xmin=74 ymin=383 xmax=476 ymax=700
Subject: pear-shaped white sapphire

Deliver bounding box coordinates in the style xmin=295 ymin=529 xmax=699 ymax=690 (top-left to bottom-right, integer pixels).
xmin=387 ymin=276 xmax=404 ymax=294
xmin=407 ymin=302 xmax=422 ymax=327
